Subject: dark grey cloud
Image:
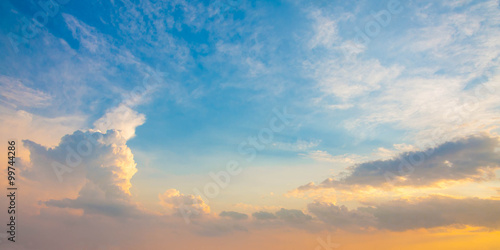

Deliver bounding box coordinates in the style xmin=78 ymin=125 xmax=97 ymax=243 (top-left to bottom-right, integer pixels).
xmin=252 ymin=211 xmax=277 ymax=220
xmin=308 ymin=196 xmax=500 ymax=231
xmin=250 ymin=209 xmax=312 ymax=224
xmin=275 ymin=208 xmax=312 ymax=223
xmin=298 ymin=135 xmax=500 ymax=190
xmin=366 ymin=196 xmax=500 ymax=231
xmin=219 ymin=211 xmax=249 ymax=220
xmin=307 ymin=202 xmax=376 ymax=229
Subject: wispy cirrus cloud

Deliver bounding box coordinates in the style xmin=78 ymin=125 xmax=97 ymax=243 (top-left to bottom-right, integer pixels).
xmin=0 ymin=76 xmax=51 ymax=108
xmin=301 ymin=150 xmax=365 ymax=164
xmin=271 ymin=139 xmax=321 ymax=152
xmin=303 ymin=0 xmax=500 ymax=145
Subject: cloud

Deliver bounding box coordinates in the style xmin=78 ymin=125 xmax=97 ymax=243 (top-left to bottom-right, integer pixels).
xmin=308 ymin=10 xmax=339 ymax=49
xmin=307 ymin=57 xmax=403 ymax=101
xmin=304 ymin=0 xmax=500 ymax=144
xmin=368 ymin=195 xmax=500 ymax=231
xmin=63 ymin=13 xmax=107 ymax=53
xmin=113 ymin=0 xmax=194 ymax=68
xmin=158 ymin=189 xmax=211 ymax=217
xmin=219 ymin=211 xmax=249 ymax=220
xmin=93 ymin=104 xmax=146 ymax=140
xmin=0 ymin=106 xmax=86 ymax=158
xmin=307 ymin=202 xmax=376 ymax=229
xmin=0 ymin=75 xmax=51 ymax=107
xmin=45 ymin=181 xmax=142 ymax=217
xmin=301 ymin=150 xmax=365 ymax=164
xmin=275 ymin=208 xmax=312 ymax=224
xmin=308 ymin=195 xmax=500 ymax=231
xmin=252 ymin=211 xmax=277 ymax=220
xmin=249 ymin=208 xmax=313 ymax=224
xmin=23 ymin=129 xmax=140 ymax=216
xmin=297 ymin=134 xmax=500 ymax=191
xmin=271 ymin=139 xmax=321 ymax=152
xmin=304 ymin=7 xmax=403 ymax=101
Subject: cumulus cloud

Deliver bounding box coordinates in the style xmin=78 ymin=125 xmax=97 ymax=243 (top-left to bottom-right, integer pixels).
xmin=249 ymin=209 xmax=313 ymax=224
xmin=308 ymin=195 xmax=500 ymax=231
xmin=275 ymin=208 xmax=312 ymax=224
xmin=93 ymin=104 xmax=146 ymax=140
xmin=308 ymin=202 xmax=376 ymax=229
xmin=297 ymin=134 xmax=500 ymax=191
xmin=247 ymin=208 xmax=326 ymax=232
xmin=45 ymin=182 xmax=142 ymax=217
xmin=159 ymin=189 xmax=211 ymax=218
xmin=23 ymin=129 xmax=140 ymax=215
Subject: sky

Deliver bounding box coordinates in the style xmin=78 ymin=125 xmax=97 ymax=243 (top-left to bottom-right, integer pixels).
xmin=0 ymin=0 xmax=500 ymax=249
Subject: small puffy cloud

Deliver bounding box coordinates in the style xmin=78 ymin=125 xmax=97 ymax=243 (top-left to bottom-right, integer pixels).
xmin=307 ymin=202 xmax=376 ymax=229
xmin=252 ymin=211 xmax=277 ymax=220
xmin=275 ymin=208 xmax=312 ymax=224
xmin=219 ymin=211 xmax=249 ymax=220
xmin=94 ymin=104 xmax=146 ymax=140
xmin=248 ymin=209 xmax=321 ymax=232
xmin=297 ymin=135 xmax=500 ymax=191
xmin=250 ymin=209 xmax=313 ymax=224
xmin=159 ymin=189 xmax=210 ymax=217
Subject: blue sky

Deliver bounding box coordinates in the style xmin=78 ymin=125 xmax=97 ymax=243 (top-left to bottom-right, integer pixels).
xmin=1 ymin=0 xmax=500 ymax=248
xmin=1 ymin=0 xmax=499 ymax=176
xmin=1 ymin=0 xmax=410 ymax=173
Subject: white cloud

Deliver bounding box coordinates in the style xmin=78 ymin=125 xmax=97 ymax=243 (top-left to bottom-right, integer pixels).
xmin=326 ymin=103 xmax=354 ymax=110
xmin=349 ymin=73 xmax=500 ymax=146
xmin=93 ymin=104 xmax=146 ymax=140
xmin=63 ymin=13 xmax=107 ymax=53
xmin=302 ymin=150 xmax=365 ymax=164
xmin=24 ymin=129 xmax=141 ymax=216
xmin=0 ymin=106 xmax=86 ymax=161
xmin=0 ymin=76 xmax=52 ymax=107
xmin=159 ymin=189 xmax=211 ymax=217
xmin=305 ymin=1 xmax=500 ymax=145
xmin=271 ymin=139 xmax=321 ymax=152
xmin=374 ymin=143 xmax=419 ymax=160
xmin=308 ymin=10 xmax=339 ymax=49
